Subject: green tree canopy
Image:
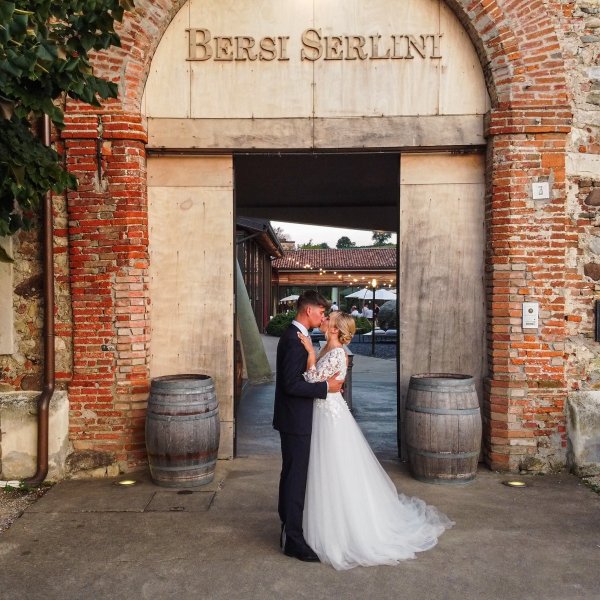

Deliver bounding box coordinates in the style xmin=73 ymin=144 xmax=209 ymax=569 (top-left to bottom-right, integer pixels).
xmin=371 ymin=230 xmax=393 ymax=246
xmin=299 ymin=239 xmax=330 ymax=249
xmin=336 ymin=236 xmax=356 ymax=249
xmin=0 ymin=0 xmax=133 ymax=245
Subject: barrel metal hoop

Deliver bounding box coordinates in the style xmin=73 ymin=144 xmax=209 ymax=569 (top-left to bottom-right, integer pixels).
xmin=150 ymin=398 xmax=216 ymax=408
xmin=406 ymin=406 xmax=480 ymax=416
xmin=149 ymin=459 xmax=217 ymax=471
xmin=147 ymin=408 xmax=219 ymax=421
xmin=409 ymin=375 xmax=474 ymax=391
xmin=407 ymin=445 xmax=480 ymax=459
xmin=148 ymin=396 xmax=219 ymax=409
xmin=151 ymin=386 xmax=215 ymax=396
xmin=409 ymin=384 xmax=475 ymax=393
xmin=411 ymin=474 xmax=476 ymax=485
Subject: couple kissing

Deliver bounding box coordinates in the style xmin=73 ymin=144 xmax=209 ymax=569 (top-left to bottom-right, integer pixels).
xmin=273 ymin=290 xmax=453 ymax=571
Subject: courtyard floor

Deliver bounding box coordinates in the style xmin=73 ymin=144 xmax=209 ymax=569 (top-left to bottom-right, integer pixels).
xmin=1 ymin=338 xmax=599 ymax=599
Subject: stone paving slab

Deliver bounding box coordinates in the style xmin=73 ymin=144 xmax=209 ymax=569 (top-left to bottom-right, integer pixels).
xmin=2 ymin=342 xmax=599 ymax=599
xmin=1 ymin=456 xmax=599 ymax=600
xmin=26 ymin=461 xmax=230 ymax=514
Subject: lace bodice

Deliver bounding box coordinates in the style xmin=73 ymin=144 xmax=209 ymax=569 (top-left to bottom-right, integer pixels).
xmin=303 ymin=347 xmax=347 ymax=384
xmin=303 ymin=347 xmax=348 ymax=418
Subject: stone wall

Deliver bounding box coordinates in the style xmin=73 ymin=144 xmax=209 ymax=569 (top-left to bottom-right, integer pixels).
xmin=0 ymin=391 xmax=71 ymax=480
xmin=562 ymin=0 xmax=600 ymax=475
xmin=0 ymin=193 xmax=73 ymax=395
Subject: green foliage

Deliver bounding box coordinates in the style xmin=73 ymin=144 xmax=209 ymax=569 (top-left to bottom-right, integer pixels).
xmin=371 ymin=230 xmax=393 ymax=246
xmin=266 ymin=311 xmax=297 ymax=337
xmin=299 ymin=239 xmax=330 ymax=249
xmin=377 ymin=300 xmax=397 ymax=329
xmin=0 ymin=0 xmax=134 ymax=239
xmin=336 ymin=236 xmax=356 ymax=249
xmin=0 ymin=116 xmax=74 ymax=237
xmin=353 ymin=316 xmax=372 ymax=334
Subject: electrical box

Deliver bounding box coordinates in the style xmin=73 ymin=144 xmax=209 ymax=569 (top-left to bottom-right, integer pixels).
xmin=532 ymin=182 xmax=550 ymax=200
xmin=522 ymin=302 xmax=539 ymax=329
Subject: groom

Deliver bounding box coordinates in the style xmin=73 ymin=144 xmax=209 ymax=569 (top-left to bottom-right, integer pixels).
xmin=273 ymin=290 xmax=344 ymax=562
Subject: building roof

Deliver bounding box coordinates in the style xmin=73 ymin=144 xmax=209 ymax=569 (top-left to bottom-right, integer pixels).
xmin=236 ymin=217 xmax=284 ymax=258
xmin=272 ymin=247 xmax=396 ymax=271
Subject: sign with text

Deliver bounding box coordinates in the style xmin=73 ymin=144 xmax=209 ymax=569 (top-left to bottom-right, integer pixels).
xmin=187 ymin=28 xmax=443 ymax=62
xmin=143 ymin=0 xmax=490 ymax=122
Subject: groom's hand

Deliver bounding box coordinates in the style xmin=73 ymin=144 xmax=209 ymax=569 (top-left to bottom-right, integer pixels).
xmin=327 ymin=373 xmax=344 ymax=393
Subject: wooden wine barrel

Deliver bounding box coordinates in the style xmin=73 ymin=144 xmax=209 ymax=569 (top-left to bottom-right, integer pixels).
xmin=406 ymin=373 xmax=482 ymax=484
xmin=146 ymin=374 xmax=220 ymax=487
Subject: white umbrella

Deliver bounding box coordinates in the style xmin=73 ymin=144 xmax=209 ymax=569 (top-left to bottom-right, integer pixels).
xmin=345 ymin=288 xmax=397 ymax=300
xmin=279 ymin=294 xmax=299 ymax=303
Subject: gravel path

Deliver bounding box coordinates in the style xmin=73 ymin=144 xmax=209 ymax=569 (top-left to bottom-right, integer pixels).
xmin=0 ymin=486 xmax=49 ymax=533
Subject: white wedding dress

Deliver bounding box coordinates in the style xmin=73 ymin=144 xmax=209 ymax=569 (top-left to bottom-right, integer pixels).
xmin=302 ymin=347 xmax=454 ymax=571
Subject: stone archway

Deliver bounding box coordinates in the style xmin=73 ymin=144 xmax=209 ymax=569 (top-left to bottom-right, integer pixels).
xmin=61 ymin=0 xmax=571 ymax=472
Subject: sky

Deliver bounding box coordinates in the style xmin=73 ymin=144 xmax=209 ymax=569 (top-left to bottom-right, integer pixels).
xmin=271 ymin=221 xmax=397 ymax=248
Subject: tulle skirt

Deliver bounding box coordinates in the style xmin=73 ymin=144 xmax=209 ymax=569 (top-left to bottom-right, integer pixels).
xmin=303 ymin=392 xmax=453 ymax=571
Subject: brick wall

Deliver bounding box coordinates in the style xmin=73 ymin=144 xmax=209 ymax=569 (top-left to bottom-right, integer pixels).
xmin=61 ymin=114 xmax=150 ymax=469
xmin=4 ymin=0 xmax=599 ymax=473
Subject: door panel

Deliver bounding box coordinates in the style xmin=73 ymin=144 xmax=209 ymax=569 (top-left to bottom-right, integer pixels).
xmin=148 ymin=156 xmax=235 ymax=458
xmin=399 ymin=153 xmax=486 ymax=455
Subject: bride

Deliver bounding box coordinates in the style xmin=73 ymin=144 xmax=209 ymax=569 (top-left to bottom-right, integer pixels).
xmin=297 ymin=311 xmax=453 ymax=571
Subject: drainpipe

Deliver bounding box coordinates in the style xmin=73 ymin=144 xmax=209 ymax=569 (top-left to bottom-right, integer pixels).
xmin=22 ymin=114 xmax=55 ymax=486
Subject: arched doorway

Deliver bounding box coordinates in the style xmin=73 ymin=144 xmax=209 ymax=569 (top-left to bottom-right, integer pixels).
xmin=143 ymin=0 xmax=489 ymax=458
xmin=58 ymin=0 xmax=572 ymax=472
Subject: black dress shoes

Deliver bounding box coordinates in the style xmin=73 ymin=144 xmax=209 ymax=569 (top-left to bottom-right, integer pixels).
xmin=283 ymin=543 xmax=320 ymax=562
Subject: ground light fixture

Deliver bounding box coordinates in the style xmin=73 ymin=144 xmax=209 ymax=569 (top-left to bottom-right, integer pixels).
xmin=114 ymin=479 xmax=138 ymax=487
xmin=502 ymin=480 xmax=528 ymax=488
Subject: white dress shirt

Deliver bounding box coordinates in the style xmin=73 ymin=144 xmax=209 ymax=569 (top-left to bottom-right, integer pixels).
xmin=292 ymin=320 xmax=309 ymax=337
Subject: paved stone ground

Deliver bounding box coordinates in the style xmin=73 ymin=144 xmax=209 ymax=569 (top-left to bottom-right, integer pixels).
xmin=347 ymin=340 xmax=397 ymax=359
xmin=1 ymin=456 xmax=600 ymax=600
xmin=1 ymin=337 xmax=599 ymax=599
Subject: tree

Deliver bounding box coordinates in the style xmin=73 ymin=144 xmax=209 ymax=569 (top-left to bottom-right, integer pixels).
xmin=0 ymin=0 xmax=134 ymax=253
xmin=299 ymin=240 xmax=330 ymax=249
xmin=372 ymin=230 xmax=393 ymax=246
xmin=336 ymin=236 xmax=356 ymax=249
xmin=273 ymin=226 xmax=290 ymax=241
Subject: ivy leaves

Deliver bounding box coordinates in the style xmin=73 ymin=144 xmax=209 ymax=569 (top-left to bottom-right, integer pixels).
xmin=0 ymin=116 xmax=76 ymax=237
xmin=0 ymin=0 xmax=133 ymax=249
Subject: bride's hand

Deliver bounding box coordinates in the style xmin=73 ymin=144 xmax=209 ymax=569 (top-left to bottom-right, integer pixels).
xmin=297 ymin=332 xmax=315 ymax=354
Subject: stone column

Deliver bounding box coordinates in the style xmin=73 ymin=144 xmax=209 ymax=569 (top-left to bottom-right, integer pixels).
xmin=484 ymin=106 xmax=571 ymax=472
xmin=63 ymin=113 xmax=150 ymax=471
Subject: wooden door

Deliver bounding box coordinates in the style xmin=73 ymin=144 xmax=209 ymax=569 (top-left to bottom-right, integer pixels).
xmin=399 ymin=153 xmax=486 ymax=456
xmin=148 ymin=156 xmax=235 ymax=458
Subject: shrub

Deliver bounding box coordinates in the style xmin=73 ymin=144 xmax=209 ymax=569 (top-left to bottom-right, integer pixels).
xmin=377 ymin=300 xmax=397 ymax=330
xmin=353 ymin=316 xmax=372 ymax=334
xmin=266 ymin=311 xmax=297 ymax=337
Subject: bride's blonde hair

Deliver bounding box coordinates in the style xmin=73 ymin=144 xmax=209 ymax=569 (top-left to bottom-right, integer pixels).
xmin=330 ymin=312 xmax=356 ymax=345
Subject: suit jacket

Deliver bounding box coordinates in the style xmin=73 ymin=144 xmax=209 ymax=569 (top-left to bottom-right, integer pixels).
xmin=273 ymin=324 xmax=328 ymax=435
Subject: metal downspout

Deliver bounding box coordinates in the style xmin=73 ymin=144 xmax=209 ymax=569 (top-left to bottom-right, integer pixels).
xmin=23 ymin=114 xmax=55 ymax=486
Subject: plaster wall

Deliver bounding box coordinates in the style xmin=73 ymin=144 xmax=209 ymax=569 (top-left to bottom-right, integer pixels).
xmin=0 ymin=391 xmax=71 ymax=480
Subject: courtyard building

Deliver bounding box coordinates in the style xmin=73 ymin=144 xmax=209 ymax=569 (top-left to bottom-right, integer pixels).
xmin=1 ymin=0 xmax=600 ymax=479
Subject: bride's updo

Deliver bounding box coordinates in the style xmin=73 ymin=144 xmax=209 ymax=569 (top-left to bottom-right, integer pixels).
xmin=330 ymin=312 xmax=356 ymax=345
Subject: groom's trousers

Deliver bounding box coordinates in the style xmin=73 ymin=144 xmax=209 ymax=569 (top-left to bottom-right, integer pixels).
xmin=278 ymin=432 xmax=311 ymax=549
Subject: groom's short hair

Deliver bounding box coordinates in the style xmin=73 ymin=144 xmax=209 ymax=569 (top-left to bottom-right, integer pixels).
xmin=296 ymin=290 xmax=330 ymax=313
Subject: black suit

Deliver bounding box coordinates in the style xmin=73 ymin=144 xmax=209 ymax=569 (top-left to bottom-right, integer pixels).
xmin=273 ymin=324 xmax=328 ymax=551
